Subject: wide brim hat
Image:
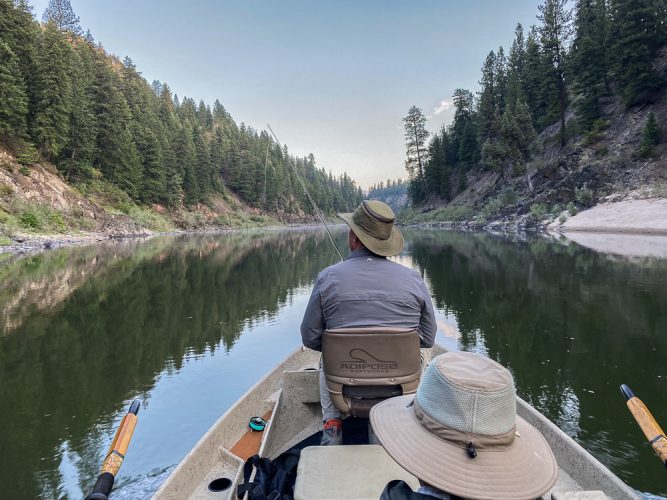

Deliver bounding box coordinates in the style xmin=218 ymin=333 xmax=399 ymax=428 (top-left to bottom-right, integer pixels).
xmin=339 ymin=200 xmax=404 ymax=257
xmin=370 ymin=352 xmax=558 ymax=500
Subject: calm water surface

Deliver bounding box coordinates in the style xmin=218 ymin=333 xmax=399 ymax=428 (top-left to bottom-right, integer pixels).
xmin=0 ymin=228 xmax=665 ymax=498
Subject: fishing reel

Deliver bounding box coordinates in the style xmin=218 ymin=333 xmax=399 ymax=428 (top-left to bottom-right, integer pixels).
xmin=249 ymin=417 xmax=267 ymax=432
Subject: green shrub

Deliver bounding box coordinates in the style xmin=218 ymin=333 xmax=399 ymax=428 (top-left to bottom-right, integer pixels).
xmin=566 ymin=202 xmax=578 ymax=216
xmin=0 ymin=235 xmax=12 ymax=246
xmin=19 ymin=209 xmax=41 ymax=229
xmin=19 ymin=165 xmax=30 ymax=176
xmin=0 ymin=183 xmax=13 ymax=197
xmin=482 ymin=197 xmax=504 ymax=218
xmin=559 ymin=214 xmax=567 ymax=224
xmin=550 ymin=203 xmax=562 ymax=216
xmin=582 ymin=119 xmax=608 ymax=146
xmin=16 ymin=146 xmax=38 ymax=166
xmin=48 ymin=212 xmax=66 ymax=232
xmin=594 ymin=145 xmax=609 ymax=157
xmin=530 ymin=203 xmax=547 ymax=219
xmin=575 ymin=186 xmax=594 ymax=206
xmin=638 ymin=112 xmax=661 ymax=157
xmin=126 ymin=206 xmax=171 ymax=231
xmin=498 ymin=187 xmax=517 ymax=206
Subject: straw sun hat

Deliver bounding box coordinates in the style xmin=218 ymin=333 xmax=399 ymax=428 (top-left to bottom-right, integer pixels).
xmin=370 ymin=351 xmax=558 ymax=500
xmin=338 ymin=200 xmax=404 ymax=257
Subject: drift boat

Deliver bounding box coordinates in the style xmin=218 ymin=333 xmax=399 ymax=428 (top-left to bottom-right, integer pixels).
xmin=153 ymin=344 xmax=639 ymax=500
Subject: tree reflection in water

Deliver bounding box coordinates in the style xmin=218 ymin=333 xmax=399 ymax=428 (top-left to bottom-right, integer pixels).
xmin=0 ymin=229 xmax=343 ymax=499
xmin=404 ymin=229 xmax=666 ymax=496
xmin=1 ymin=228 xmax=665 ymax=497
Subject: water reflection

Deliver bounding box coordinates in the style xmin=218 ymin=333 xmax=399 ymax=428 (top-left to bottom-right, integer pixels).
xmin=0 ymin=229 xmax=341 ymax=499
xmin=0 ymin=228 xmax=665 ymax=498
xmin=404 ymin=229 xmax=667 ymax=496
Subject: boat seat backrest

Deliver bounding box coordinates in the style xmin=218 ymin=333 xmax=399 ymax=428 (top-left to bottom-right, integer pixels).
xmin=322 ymin=327 xmax=421 ymax=418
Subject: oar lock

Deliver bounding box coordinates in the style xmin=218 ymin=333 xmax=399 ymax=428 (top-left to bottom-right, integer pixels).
xmin=249 ymin=417 xmax=267 ymax=432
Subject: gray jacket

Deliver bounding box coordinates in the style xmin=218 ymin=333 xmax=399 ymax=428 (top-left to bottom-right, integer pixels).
xmin=300 ymin=248 xmax=437 ymax=351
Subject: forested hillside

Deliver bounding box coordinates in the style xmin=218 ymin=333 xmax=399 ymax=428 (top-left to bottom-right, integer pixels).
xmin=403 ymin=0 xmax=667 ymax=224
xmin=367 ymin=178 xmax=408 ymax=212
xmin=0 ymin=0 xmax=362 ymax=238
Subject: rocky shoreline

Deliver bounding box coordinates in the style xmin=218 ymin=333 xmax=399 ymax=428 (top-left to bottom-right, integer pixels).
xmin=3 ymin=198 xmax=665 ymax=257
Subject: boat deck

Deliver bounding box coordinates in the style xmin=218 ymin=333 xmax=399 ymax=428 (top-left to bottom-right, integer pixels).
xmin=154 ymin=346 xmax=639 ymax=500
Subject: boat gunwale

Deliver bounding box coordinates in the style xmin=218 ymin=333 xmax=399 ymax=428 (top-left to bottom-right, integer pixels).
xmin=154 ymin=344 xmax=640 ymax=499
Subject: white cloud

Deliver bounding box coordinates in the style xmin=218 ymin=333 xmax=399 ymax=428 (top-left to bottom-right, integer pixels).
xmin=433 ymin=98 xmax=453 ymax=116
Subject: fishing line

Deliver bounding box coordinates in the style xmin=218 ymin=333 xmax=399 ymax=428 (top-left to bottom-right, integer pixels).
xmin=266 ymin=124 xmax=344 ymax=261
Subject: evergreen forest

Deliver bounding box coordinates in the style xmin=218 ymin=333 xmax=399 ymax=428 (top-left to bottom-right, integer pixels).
xmin=403 ymin=0 xmax=667 ymax=207
xmin=0 ymin=0 xmax=363 ymax=217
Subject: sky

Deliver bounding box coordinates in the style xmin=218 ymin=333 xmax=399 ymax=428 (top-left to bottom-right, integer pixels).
xmin=31 ymin=0 xmax=542 ymax=189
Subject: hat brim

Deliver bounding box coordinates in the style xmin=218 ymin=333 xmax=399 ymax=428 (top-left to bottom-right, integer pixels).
xmin=370 ymin=395 xmax=558 ymax=500
xmin=338 ymin=212 xmax=404 ymax=257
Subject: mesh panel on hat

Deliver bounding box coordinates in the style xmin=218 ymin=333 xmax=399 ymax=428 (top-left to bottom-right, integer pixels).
xmin=415 ymin=355 xmax=516 ymax=436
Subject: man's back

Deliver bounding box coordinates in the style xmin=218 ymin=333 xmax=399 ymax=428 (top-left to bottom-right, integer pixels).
xmin=300 ymin=247 xmax=436 ymax=351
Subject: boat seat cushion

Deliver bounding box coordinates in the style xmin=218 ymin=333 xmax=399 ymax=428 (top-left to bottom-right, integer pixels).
xmin=294 ymin=445 xmax=419 ymax=500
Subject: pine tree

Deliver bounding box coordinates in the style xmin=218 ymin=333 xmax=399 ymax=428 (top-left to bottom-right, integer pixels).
xmin=32 ymin=22 xmax=74 ymax=159
xmin=92 ymin=59 xmax=142 ymax=198
xmin=450 ymin=88 xmax=477 ymax=165
xmin=42 ymin=0 xmax=82 ymax=35
xmin=494 ymin=46 xmax=508 ymax=112
xmin=58 ymin=39 xmax=97 ymax=180
xmin=403 ymin=105 xmax=429 ymax=202
xmin=522 ymin=27 xmax=548 ymax=128
xmin=0 ymin=0 xmax=39 ymax=130
xmin=193 ymin=126 xmax=212 ymax=200
xmin=638 ymin=112 xmax=661 ymax=157
xmin=0 ymin=40 xmax=28 ymax=142
xmin=174 ymin=124 xmax=199 ymax=205
xmin=538 ymin=0 xmax=573 ymax=145
xmin=506 ymin=24 xmax=526 ymax=110
xmin=481 ymin=100 xmax=537 ymax=187
xmin=609 ymin=0 xmax=665 ymax=106
xmin=571 ymin=0 xmax=609 ymax=131
xmin=478 ymin=51 xmax=497 ymax=144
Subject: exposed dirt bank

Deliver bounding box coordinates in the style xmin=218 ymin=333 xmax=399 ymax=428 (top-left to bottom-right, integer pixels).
xmin=554 ymin=198 xmax=667 ymax=235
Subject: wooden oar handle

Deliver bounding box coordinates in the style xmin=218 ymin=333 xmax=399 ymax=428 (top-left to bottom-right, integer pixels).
xmin=85 ymin=400 xmax=141 ymax=499
xmin=622 ymin=385 xmax=667 ymax=467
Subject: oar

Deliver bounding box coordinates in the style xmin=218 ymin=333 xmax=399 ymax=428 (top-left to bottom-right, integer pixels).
xmin=620 ymin=384 xmax=667 ymax=468
xmin=86 ymin=400 xmax=141 ymax=499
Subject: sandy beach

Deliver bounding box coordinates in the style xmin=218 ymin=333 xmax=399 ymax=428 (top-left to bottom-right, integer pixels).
xmin=557 ymin=198 xmax=667 ymax=235
xmin=548 ymin=198 xmax=667 ymax=258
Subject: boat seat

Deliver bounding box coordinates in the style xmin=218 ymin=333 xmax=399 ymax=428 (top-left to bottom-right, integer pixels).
xmin=294 ymin=445 xmax=419 ymax=500
xmin=322 ymin=327 xmax=421 ymax=417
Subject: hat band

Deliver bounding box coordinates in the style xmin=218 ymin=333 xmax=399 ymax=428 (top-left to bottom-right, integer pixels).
xmin=352 ymin=209 xmax=392 ymax=240
xmin=413 ymin=400 xmax=516 ymax=450
xmin=362 ymin=200 xmax=394 ymax=223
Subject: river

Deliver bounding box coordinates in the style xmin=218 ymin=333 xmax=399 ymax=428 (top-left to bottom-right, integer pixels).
xmin=0 ymin=228 xmax=665 ymax=498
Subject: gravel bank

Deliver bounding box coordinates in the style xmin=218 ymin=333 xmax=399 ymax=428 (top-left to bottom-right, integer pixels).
xmin=557 ymin=198 xmax=667 ymax=235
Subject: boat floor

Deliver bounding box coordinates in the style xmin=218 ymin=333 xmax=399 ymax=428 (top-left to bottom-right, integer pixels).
xmin=154 ymin=346 xmax=639 ymax=500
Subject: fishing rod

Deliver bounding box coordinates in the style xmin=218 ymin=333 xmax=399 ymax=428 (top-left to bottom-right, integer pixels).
xmin=620 ymin=384 xmax=667 ymax=468
xmin=86 ymin=400 xmax=141 ymax=499
xmin=266 ymin=124 xmax=344 ymax=261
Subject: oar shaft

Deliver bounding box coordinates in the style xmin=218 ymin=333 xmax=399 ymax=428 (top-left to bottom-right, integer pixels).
xmin=621 ymin=384 xmax=667 ymax=468
xmin=626 ymin=398 xmax=667 ymax=466
xmin=101 ymin=412 xmax=138 ymax=475
xmin=85 ymin=400 xmax=140 ymax=500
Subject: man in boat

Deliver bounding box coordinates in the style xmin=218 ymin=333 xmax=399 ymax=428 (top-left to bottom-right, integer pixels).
xmin=370 ymin=351 xmax=558 ymax=499
xmin=300 ymin=200 xmax=437 ymax=445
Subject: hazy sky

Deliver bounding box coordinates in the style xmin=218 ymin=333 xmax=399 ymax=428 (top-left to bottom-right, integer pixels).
xmin=31 ymin=0 xmax=541 ymax=189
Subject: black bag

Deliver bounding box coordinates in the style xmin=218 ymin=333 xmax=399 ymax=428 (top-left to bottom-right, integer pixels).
xmin=236 ymin=449 xmax=301 ymax=500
